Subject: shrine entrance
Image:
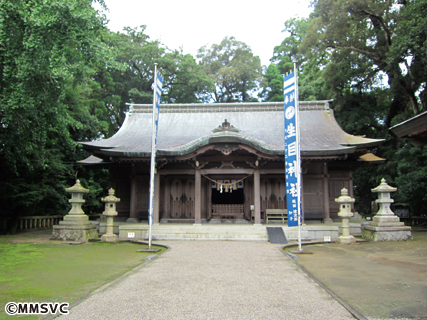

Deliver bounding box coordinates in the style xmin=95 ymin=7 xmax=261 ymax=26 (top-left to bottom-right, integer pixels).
xmin=209 ymin=179 xmax=247 ymax=220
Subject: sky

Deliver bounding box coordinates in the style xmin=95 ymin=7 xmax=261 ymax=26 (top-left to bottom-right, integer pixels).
xmin=97 ymin=0 xmax=313 ymax=67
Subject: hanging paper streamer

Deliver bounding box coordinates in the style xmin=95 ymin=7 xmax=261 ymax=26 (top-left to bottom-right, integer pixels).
xmin=206 ymin=175 xmax=251 ymax=191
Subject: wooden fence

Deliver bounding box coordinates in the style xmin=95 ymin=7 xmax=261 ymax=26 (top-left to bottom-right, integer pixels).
xmin=18 ymin=215 xmax=64 ymax=230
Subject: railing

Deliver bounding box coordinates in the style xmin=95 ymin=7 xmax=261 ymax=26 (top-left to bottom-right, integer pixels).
xmin=211 ymin=204 xmax=244 ymax=219
xmin=19 ymin=215 xmax=64 ymax=230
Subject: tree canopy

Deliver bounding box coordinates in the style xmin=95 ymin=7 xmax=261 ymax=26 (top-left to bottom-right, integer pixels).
xmin=197 ymin=37 xmax=262 ymax=102
xmin=0 ymin=0 xmax=113 ymax=227
xmin=304 ymin=0 xmax=427 ymax=126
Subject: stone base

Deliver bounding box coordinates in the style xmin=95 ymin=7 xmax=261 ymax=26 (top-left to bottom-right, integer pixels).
xmin=362 ymin=225 xmax=412 ymax=241
xmin=322 ymin=218 xmax=334 ymax=224
xmin=339 ymin=235 xmax=356 ymax=244
xmin=51 ymin=214 xmax=98 ymax=242
xmin=100 ymin=233 xmax=118 ymax=243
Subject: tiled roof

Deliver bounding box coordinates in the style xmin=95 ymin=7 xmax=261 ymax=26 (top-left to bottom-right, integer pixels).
xmin=81 ymin=102 xmax=383 ymax=158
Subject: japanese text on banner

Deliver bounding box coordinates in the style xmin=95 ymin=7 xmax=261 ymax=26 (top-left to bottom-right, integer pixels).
xmin=284 ymin=72 xmax=300 ymax=227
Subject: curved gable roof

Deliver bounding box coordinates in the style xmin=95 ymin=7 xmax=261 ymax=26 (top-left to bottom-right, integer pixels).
xmin=81 ymin=102 xmax=383 ymax=158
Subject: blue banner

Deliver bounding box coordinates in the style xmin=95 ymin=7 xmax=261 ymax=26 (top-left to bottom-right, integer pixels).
xmin=284 ymin=72 xmax=300 ymax=227
xmin=148 ymin=71 xmax=163 ymax=227
xmin=153 ymin=72 xmax=163 ymax=149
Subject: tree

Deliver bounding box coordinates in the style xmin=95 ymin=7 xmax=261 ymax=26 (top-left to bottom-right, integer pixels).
xmin=261 ymin=18 xmax=330 ymax=102
xmin=197 ymin=37 xmax=262 ymax=102
xmin=160 ymin=50 xmax=214 ymax=104
xmin=259 ymin=64 xmax=284 ymax=101
xmin=292 ymin=0 xmax=427 ymax=216
xmin=0 ymin=0 xmax=112 ymax=230
xmin=102 ymin=26 xmax=213 ymax=135
xmin=305 ymin=0 xmax=427 ymax=126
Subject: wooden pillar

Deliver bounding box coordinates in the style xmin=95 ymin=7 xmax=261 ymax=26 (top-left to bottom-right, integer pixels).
xmin=349 ymin=171 xmax=354 ymax=210
xmin=128 ymin=174 xmax=138 ymax=221
xmin=254 ymin=169 xmax=261 ymax=225
xmin=301 ymin=172 xmax=305 ymax=224
xmin=323 ymin=163 xmax=332 ymax=223
xmin=153 ymin=173 xmax=160 ymax=224
xmin=194 ymin=170 xmax=202 ymax=224
xmin=208 ymin=179 xmax=212 ymax=220
xmin=323 ymin=162 xmax=332 ymax=223
xmin=164 ymin=177 xmax=170 ymax=219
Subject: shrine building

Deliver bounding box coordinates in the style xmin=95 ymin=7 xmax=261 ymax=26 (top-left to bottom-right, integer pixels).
xmin=80 ymin=101 xmax=384 ymax=227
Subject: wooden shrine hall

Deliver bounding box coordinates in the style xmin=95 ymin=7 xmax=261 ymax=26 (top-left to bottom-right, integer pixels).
xmin=80 ymin=101 xmax=384 ymax=226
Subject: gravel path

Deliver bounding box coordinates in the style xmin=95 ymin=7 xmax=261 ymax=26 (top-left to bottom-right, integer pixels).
xmin=59 ymin=241 xmax=354 ymax=320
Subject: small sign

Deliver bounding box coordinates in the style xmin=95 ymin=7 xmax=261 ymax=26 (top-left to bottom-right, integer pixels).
xmin=128 ymin=232 xmax=135 ymax=238
xmin=324 ymin=236 xmax=331 ymax=242
xmin=250 ymin=205 xmax=255 ymax=211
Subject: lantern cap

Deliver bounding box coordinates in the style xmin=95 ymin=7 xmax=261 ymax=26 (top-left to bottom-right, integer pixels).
xmin=371 ymin=178 xmax=397 ymax=193
xmin=101 ymin=188 xmax=120 ymax=203
xmin=65 ymin=180 xmax=89 ymax=193
xmin=335 ymin=188 xmax=355 ymax=204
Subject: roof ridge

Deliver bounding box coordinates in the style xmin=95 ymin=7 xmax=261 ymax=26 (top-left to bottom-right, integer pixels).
xmin=128 ymin=101 xmax=332 ymax=114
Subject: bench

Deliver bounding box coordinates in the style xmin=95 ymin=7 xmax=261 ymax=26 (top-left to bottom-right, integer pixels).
xmin=266 ymin=209 xmax=287 ymax=223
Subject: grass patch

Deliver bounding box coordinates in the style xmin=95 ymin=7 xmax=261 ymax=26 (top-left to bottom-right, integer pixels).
xmin=0 ymin=230 xmax=165 ymax=319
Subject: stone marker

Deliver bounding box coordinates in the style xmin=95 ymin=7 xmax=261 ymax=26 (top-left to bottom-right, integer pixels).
xmin=100 ymin=188 xmax=120 ymax=243
xmin=335 ymin=188 xmax=356 ymax=244
xmin=51 ymin=180 xmax=98 ymax=242
xmin=362 ymin=178 xmax=412 ymax=241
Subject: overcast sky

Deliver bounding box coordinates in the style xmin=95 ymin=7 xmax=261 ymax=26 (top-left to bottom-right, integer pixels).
xmin=97 ymin=0 xmax=313 ymax=66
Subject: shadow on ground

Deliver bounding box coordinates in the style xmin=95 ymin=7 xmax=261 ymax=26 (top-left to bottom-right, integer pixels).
xmin=289 ymin=231 xmax=427 ymax=320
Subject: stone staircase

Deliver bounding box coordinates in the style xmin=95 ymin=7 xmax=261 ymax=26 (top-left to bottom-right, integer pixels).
xmin=118 ymin=223 xmax=313 ymax=241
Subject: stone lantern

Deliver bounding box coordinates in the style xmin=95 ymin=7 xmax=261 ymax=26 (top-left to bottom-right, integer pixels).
xmin=371 ymin=178 xmax=397 ymax=218
xmin=100 ymin=188 xmax=120 ymax=242
xmin=335 ymin=188 xmax=356 ymax=244
xmin=66 ymin=179 xmax=89 ymax=214
xmin=51 ymin=180 xmax=98 ymax=242
xmin=362 ymin=178 xmax=412 ymax=241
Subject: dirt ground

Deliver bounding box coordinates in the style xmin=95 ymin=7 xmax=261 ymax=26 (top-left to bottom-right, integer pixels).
xmin=290 ymin=231 xmax=427 ymax=320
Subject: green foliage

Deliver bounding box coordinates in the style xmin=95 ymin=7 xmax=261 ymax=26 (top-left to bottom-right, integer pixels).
xmin=265 ymin=2 xmax=427 ymax=215
xmin=0 ymin=0 xmax=113 ymax=224
xmin=271 ymin=18 xmax=310 ymax=74
xmin=100 ymin=26 xmax=213 ymax=134
xmin=259 ymin=64 xmax=283 ymax=101
xmin=197 ymin=36 xmax=262 ymax=102
xmin=306 ymin=0 xmax=426 ymax=124
xmin=160 ymin=50 xmax=214 ymax=104
xmin=261 ymin=17 xmax=330 ymax=102
xmin=395 ymin=144 xmax=427 ymax=216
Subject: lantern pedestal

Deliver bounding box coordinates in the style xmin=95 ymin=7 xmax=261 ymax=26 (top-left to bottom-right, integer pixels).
xmin=362 ymin=179 xmax=412 ymax=241
xmin=51 ymin=180 xmax=98 ymax=242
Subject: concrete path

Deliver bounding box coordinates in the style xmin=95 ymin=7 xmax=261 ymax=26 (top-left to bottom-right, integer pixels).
xmin=59 ymin=241 xmax=354 ymax=320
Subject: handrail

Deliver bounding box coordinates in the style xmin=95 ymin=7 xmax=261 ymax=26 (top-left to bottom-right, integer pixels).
xmin=18 ymin=215 xmax=64 ymax=230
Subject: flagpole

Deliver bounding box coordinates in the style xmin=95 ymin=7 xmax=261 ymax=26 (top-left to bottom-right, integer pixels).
xmin=148 ymin=63 xmax=158 ymax=249
xmin=293 ymin=61 xmax=302 ymax=252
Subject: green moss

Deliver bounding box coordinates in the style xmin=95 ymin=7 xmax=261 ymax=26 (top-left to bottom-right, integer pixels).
xmin=0 ymin=231 xmax=165 ymax=319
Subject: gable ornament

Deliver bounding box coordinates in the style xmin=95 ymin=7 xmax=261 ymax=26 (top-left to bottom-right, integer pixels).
xmin=213 ymin=119 xmax=240 ymax=133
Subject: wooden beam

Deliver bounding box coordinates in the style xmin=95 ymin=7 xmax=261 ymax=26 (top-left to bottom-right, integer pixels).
xmin=159 ymin=169 xmax=195 ymax=175
xmin=201 ymin=168 xmax=254 ymax=175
